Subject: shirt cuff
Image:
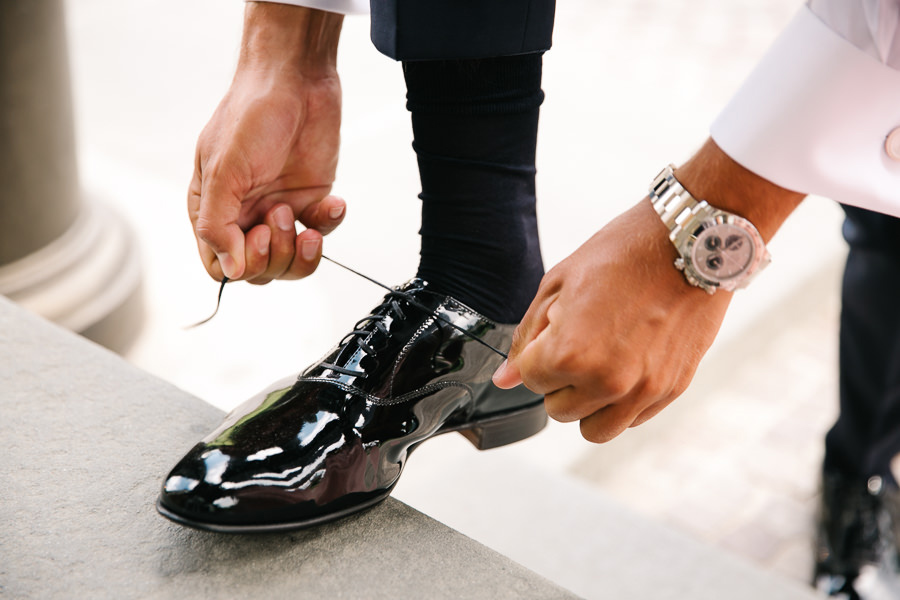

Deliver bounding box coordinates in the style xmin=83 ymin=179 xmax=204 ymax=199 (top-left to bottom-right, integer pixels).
xmin=711 ymin=5 xmax=900 ymax=217
xmin=245 ymin=0 xmax=369 ymax=15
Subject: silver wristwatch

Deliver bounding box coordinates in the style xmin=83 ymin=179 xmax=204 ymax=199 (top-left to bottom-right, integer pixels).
xmin=649 ymin=165 xmax=770 ymax=294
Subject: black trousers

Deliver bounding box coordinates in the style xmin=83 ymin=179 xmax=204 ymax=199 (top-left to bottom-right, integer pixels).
xmin=369 ymin=0 xmax=556 ymax=60
xmin=826 ymin=205 xmax=900 ymax=487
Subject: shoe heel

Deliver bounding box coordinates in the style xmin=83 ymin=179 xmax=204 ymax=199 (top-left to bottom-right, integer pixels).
xmin=458 ymin=401 xmax=547 ymax=450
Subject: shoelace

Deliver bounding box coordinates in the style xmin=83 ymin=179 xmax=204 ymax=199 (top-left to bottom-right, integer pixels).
xmin=185 ymin=276 xmax=229 ymax=328
xmin=186 ymin=256 xmax=509 ymax=363
xmin=318 ymin=288 xmax=414 ymax=378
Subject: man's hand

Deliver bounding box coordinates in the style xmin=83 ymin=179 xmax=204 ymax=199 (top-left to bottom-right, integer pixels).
xmin=493 ymin=201 xmax=729 ymax=442
xmin=188 ymin=4 xmax=345 ymax=283
xmin=493 ymin=139 xmax=805 ymax=442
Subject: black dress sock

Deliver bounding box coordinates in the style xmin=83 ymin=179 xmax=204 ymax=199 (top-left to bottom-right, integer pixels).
xmin=403 ymin=54 xmax=545 ymax=324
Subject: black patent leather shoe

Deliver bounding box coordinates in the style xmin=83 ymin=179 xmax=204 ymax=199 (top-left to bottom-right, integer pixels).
xmin=813 ymin=471 xmax=886 ymax=598
xmin=158 ymin=279 xmax=545 ymax=532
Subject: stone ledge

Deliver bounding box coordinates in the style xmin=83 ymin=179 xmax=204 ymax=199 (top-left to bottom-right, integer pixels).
xmin=0 ymin=296 xmax=575 ymax=599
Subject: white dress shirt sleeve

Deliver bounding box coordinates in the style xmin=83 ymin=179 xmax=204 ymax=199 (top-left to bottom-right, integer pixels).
xmin=711 ymin=2 xmax=900 ymax=216
xmin=245 ymin=0 xmax=369 ymax=16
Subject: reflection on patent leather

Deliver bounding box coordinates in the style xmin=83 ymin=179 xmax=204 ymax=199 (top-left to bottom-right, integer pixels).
xmin=158 ymin=279 xmax=546 ymax=533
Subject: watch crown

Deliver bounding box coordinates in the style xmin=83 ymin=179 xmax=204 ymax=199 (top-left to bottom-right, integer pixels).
xmin=674 ymin=257 xmax=686 ymax=272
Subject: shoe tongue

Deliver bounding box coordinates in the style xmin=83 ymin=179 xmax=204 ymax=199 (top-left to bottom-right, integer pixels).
xmin=385 ymin=277 xmax=450 ymax=317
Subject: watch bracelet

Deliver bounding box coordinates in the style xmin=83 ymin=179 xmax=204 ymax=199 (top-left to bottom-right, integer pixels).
xmin=650 ymin=165 xmax=702 ymax=240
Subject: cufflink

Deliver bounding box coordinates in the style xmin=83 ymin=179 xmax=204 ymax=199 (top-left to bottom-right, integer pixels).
xmin=885 ymin=127 xmax=900 ymax=161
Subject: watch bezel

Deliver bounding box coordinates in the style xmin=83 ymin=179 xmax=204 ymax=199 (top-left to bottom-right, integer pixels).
xmin=678 ymin=210 xmax=769 ymax=293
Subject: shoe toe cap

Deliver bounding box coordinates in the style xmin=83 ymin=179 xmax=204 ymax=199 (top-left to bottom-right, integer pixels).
xmin=158 ymin=448 xmax=234 ymax=521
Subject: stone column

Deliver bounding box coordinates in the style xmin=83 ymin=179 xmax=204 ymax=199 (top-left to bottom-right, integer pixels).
xmin=0 ymin=0 xmax=143 ymax=353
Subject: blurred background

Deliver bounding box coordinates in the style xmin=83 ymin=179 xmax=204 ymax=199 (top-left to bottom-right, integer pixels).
xmin=5 ymin=0 xmax=854 ymax=597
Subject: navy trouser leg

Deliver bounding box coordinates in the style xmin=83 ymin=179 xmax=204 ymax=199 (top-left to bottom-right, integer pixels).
xmin=826 ymin=205 xmax=900 ymax=486
xmin=370 ymin=0 xmax=556 ymax=61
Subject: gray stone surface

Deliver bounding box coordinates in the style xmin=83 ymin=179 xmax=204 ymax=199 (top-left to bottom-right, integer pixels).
xmin=396 ymin=445 xmax=823 ymax=600
xmin=0 ymin=296 xmax=576 ymax=600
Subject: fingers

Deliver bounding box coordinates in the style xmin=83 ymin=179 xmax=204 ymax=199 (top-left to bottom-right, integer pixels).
xmin=543 ymin=372 xmax=681 ymax=443
xmin=507 ymin=296 xmax=597 ymax=397
xmin=547 ymin=386 xmax=666 ymax=444
xmin=245 ymin=204 xmax=297 ymax=285
xmin=242 ymin=224 xmax=272 ymax=283
xmin=267 ymin=203 xmax=299 ymax=274
xmin=298 ymin=194 xmax=346 ymax=236
xmin=507 ymin=288 xmax=553 ymax=360
xmin=243 ymin=204 xmax=328 ymax=284
xmin=579 ymin=395 xmax=674 ymax=444
xmin=514 ymin=325 xmax=580 ymax=396
xmin=579 ymin=403 xmax=638 ymax=444
xmin=282 ymin=228 xmax=323 ymax=280
xmin=187 ymin=144 xmax=346 ymax=284
xmin=493 ymin=288 xmax=554 ymax=389
xmin=195 ymin=189 xmax=339 ymax=286
xmin=630 ymin=400 xmax=671 ymax=428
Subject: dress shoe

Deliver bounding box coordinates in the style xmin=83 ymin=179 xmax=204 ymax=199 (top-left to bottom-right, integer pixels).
xmin=158 ymin=279 xmax=546 ymax=532
xmin=813 ymin=471 xmax=887 ymax=598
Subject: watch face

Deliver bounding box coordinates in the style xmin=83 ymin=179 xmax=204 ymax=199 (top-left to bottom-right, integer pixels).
xmin=690 ymin=223 xmax=755 ymax=283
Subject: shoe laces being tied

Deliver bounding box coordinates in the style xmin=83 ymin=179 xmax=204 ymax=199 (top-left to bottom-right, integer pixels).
xmin=319 ymin=288 xmax=417 ymax=379
xmin=185 ymin=255 xmax=510 ymax=368
xmin=319 ymin=256 xmax=510 ymax=362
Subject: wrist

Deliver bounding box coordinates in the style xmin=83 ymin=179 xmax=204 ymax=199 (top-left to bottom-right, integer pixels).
xmin=241 ymin=2 xmax=343 ymax=78
xmin=674 ymin=138 xmax=804 ymax=243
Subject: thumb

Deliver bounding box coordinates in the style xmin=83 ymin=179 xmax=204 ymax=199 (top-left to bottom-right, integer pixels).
xmin=492 ymin=358 xmax=524 ymax=389
xmin=492 ymin=287 xmax=552 ymax=389
xmin=195 ymin=176 xmax=247 ymax=280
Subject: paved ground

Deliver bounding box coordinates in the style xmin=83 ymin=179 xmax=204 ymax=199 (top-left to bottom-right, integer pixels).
xmin=574 ymin=258 xmax=844 ymax=582
xmin=64 ymin=0 xmax=852 ymax=596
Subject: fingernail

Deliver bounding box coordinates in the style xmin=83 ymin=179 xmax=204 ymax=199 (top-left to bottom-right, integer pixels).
xmin=329 ymin=205 xmax=344 ymax=220
xmin=257 ymin=228 xmax=271 ymax=254
xmin=301 ymin=238 xmax=319 ymax=262
xmin=217 ymin=253 xmax=236 ymax=279
xmin=274 ymin=206 xmax=295 ymax=232
xmin=492 ymin=359 xmax=508 ymax=383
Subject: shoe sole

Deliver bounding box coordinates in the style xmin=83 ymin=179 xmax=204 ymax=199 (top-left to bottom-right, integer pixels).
xmin=156 ymin=492 xmax=392 ymax=534
xmin=156 ymin=400 xmax=547 ymax=534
